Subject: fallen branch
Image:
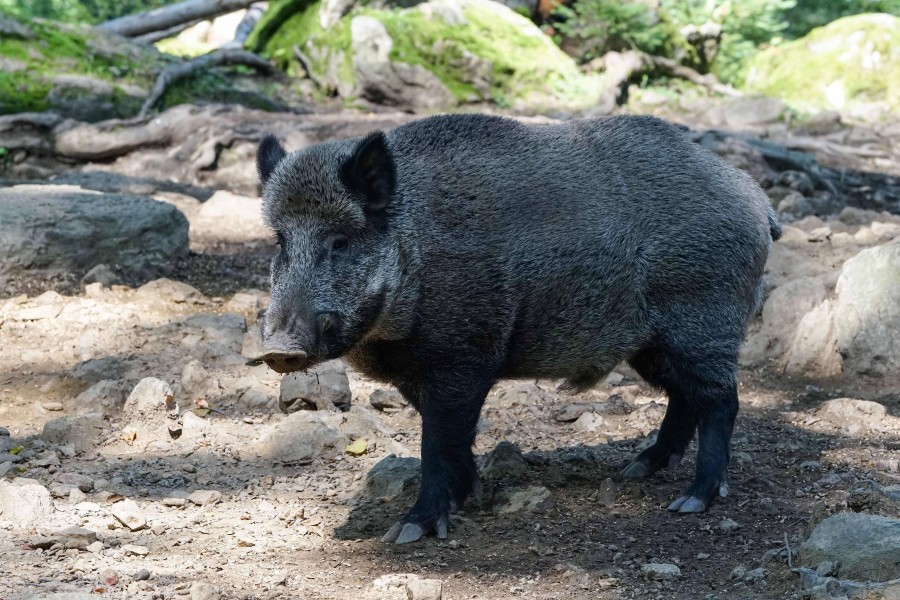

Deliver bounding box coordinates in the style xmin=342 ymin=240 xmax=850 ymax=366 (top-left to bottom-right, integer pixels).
xmin=584 ymin=50 xmax=741 ymax=109
xmin=132 ymin=18 xmax=207 ymax=44
xmin=98 ymin=0 xmax=258 ymax=39
xmin=139 ymin=49 xmax=276 ymax=117
xmin=644 ymin=54 xmax=741 ymax=97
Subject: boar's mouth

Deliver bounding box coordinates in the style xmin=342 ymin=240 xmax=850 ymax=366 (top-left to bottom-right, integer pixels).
xmin=259 ymin=350 xmax=315 ymax=374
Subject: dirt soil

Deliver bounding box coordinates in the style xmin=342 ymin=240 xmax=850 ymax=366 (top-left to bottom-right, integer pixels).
xmin=2 ymin=111 xmax=900 ymax=600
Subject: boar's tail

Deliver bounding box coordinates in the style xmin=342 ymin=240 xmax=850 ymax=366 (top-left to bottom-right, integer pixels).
xmin=767 ymin=205 xmax=783 ymax=241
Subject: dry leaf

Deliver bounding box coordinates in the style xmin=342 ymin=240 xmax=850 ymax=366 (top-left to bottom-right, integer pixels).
xmin=345 ymin=439 xmax=368 ymax=456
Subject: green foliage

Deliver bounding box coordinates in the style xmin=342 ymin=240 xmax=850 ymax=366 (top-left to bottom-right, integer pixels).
xmin=552 ymin=0 xmax=676 ymax=62
xmin=0 ymin=0 xmax=171 ymax=24
xmin=786 ymin=0 xmax=900 ymax=38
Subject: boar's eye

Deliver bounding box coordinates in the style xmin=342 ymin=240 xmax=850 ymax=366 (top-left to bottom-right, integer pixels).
xmin=275 ymin=232 xmax=286 ymax=247
xmin=330 ymin=235 xmax=349 ymax=255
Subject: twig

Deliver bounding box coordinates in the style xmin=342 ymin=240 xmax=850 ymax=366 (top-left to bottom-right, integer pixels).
xmin=140 ymin=48 xmax=276 ymax=117
xmin=784 ymin=531 xmax=792 ymax=569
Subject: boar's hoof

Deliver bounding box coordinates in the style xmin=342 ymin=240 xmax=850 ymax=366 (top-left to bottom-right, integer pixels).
xmin=667 ymin=480 xmax=729 ymax=513
xmin=380 ymin=515 xmax=449 ymax=545
xmin=381 ymin=522 xmax=425 ymax=545
xmin=667 ymin=496 xmax=707 ymax=513
xmin=621 ymin=460 xmax=652 ymax=480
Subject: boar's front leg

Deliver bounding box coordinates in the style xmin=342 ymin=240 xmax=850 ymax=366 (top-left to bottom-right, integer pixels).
xmin=381 ymin=370 xmax=493 ymax=545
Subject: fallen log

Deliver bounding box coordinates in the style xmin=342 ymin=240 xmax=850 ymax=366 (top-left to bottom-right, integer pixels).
xmin=98 ymin=0 xmax=258 ymax=39
xmin=139 ymin=48 xmax=277 ymax=117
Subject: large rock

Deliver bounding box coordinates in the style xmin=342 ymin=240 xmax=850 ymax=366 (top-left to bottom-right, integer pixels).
xmin=785 ymin=239 xmax=900 ymax=378
xmin=42 ymin=413 xmax=103 ymax=453
xmin=256 ymin=412 xmax=348 ymax=465
xmin=801 ymin=513 xmax=900 ymax=582
xmin=0 ymin=186 xmax=188 ymax=284
xmin=256 ymin=0 xmax=602 ymax=112
xmin=0 ymin=478 xmax=54 ymax=525
xmin=740 ymin=276 xmax=827 ymax=366
xmin=746 ymin=13 xmax=900 ymax=114
xmin=351 ymin=15 xmax=455 ymax=110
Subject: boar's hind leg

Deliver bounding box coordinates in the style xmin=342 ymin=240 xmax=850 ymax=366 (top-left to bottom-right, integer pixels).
xmin=621 ymin=346 xmax=698 ymax=480
xmin=622 ymin=345 xmax=738 ymax=513
xmin=381 ymin=370 xmax=493 ymax=545
xmin=666 ymin=372 xmax=737 ymax=513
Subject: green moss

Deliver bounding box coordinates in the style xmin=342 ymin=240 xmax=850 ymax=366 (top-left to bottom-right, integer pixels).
xmin=256 ymin=0 xmax=606 ymax=111
xmin=371 ymin=0 xmax=603 ymax=109
xmin=0 ymin=71 xmax=51 ymax=113
xmin=263 ymin=0 xmax=355 ymax=97
xmin=248 ymin=0 xmax=319 ymax=52
xmin=745 ymin=13 xmax=900 ymax=113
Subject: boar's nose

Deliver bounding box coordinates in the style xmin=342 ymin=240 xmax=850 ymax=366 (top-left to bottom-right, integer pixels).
xmin=261 ymin=350 xmax=310 ymax=374
xmin=260 ymin=331 xmax=311 ymax=374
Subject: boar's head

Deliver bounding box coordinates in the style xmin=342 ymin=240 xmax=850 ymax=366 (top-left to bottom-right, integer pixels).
xmin=255 ymin=132 xmax=401 ymax=374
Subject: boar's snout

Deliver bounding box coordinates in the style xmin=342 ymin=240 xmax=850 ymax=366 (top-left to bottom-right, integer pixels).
xmin=257 ymin=306 xmax=344 ymax=373
xmin=260 ymin=349 xmax=310 ymax=374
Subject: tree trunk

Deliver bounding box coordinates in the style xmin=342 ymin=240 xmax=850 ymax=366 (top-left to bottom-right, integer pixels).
xmin=97 ymin=0 xmax=259 ymax=38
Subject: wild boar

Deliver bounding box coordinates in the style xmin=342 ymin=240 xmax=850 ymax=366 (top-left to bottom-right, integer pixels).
xmin=256 ymin=113 xmax=781 ymax=544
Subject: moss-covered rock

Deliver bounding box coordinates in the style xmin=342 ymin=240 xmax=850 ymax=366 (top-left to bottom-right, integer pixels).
xmin=0 ymin=16 xmax=164 ymax=119
xmin=257 ymin=0 xmax=605 ymax=111
xmin=745 ymin=13 xmax=900 ymax=115
xmin=0 ymin=14 xmax=287 ymax=120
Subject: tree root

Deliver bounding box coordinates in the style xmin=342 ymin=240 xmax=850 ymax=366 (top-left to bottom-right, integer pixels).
xmin=139 ymin=49 xmax=277 ymax=117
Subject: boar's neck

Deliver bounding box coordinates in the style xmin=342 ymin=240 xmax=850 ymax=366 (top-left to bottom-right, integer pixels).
xmin=361 ymin=235 xmax=422 ymax=344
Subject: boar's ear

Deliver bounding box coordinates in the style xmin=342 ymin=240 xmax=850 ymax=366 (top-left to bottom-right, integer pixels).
xmin=340 ymin=131 xmax=395 ymax=212
xmin=257 ymin=134 xmax=287 ymax=186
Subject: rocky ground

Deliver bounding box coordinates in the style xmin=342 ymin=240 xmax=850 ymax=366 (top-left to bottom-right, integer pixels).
xmin=1 ymin=101 xmax=900 ymax=600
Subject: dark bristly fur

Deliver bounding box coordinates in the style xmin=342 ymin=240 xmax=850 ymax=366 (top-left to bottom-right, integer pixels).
xmin=256 ymin=113 xmax=781 ymax=542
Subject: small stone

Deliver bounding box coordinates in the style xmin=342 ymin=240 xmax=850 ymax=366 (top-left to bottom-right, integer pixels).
xmin=369 ymin=389 xmax=407 ymax=411
xmin=86 ymin=540 xmax=104 ymax=553
xmin=279 ymin=361 xmax=351 ymax=413
xmin=573 ymin=411 xmax=604 ymax=432
xmin=81 ymin=264 xmax=121 ymax=288
xmin=815 ymin=561 xmax=834 ymax=577
xmin=190 ymin=581 xmax=223 ymax=600
xmin=101 ymin=568 xmax=119 ymax=586
xmin=69 ymin=487 xmax=87 ymax=504
xmin=697 ymin=553 xmax=710 ymax=560
xmin=719 ymin=518 xmax=740 ymax=532
xmin=406 ymin=577 xmax=443 ymax=600
xmin=32 ymin=449 xmax=60 ymax=467
xmin=496 ymin=486 xmax=554 ymax=514
xmin=42 ymin=402 xmax=64 ymax=411
xmin=133 ymin=568 xmax=151 ymax=581
xmin=122 ymin=543 xmax=149 ymax=556
xmin=597 ymin=478 xmax=617 ymax=508
xmin=188 ymin=490 xmax=222 ymax=506
xmin=57 ymin=472 xmax=94 ymax=492
xmin=110 ymin=498 xmax=147 ymax=531
xmin=162 ymin=497 xmax=187 ymax=507
xmin=366 ymin=455 xmax=421 ymax=500
xmin=730 ymin=565 xmax=747 ymax=580
xmin=744 ymin=567 xmax=768 ymax=582
xmin=481 ymin=440 xmax=528 ymax=479
xmin=641 ymin=563 xmax=682 ymax=581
